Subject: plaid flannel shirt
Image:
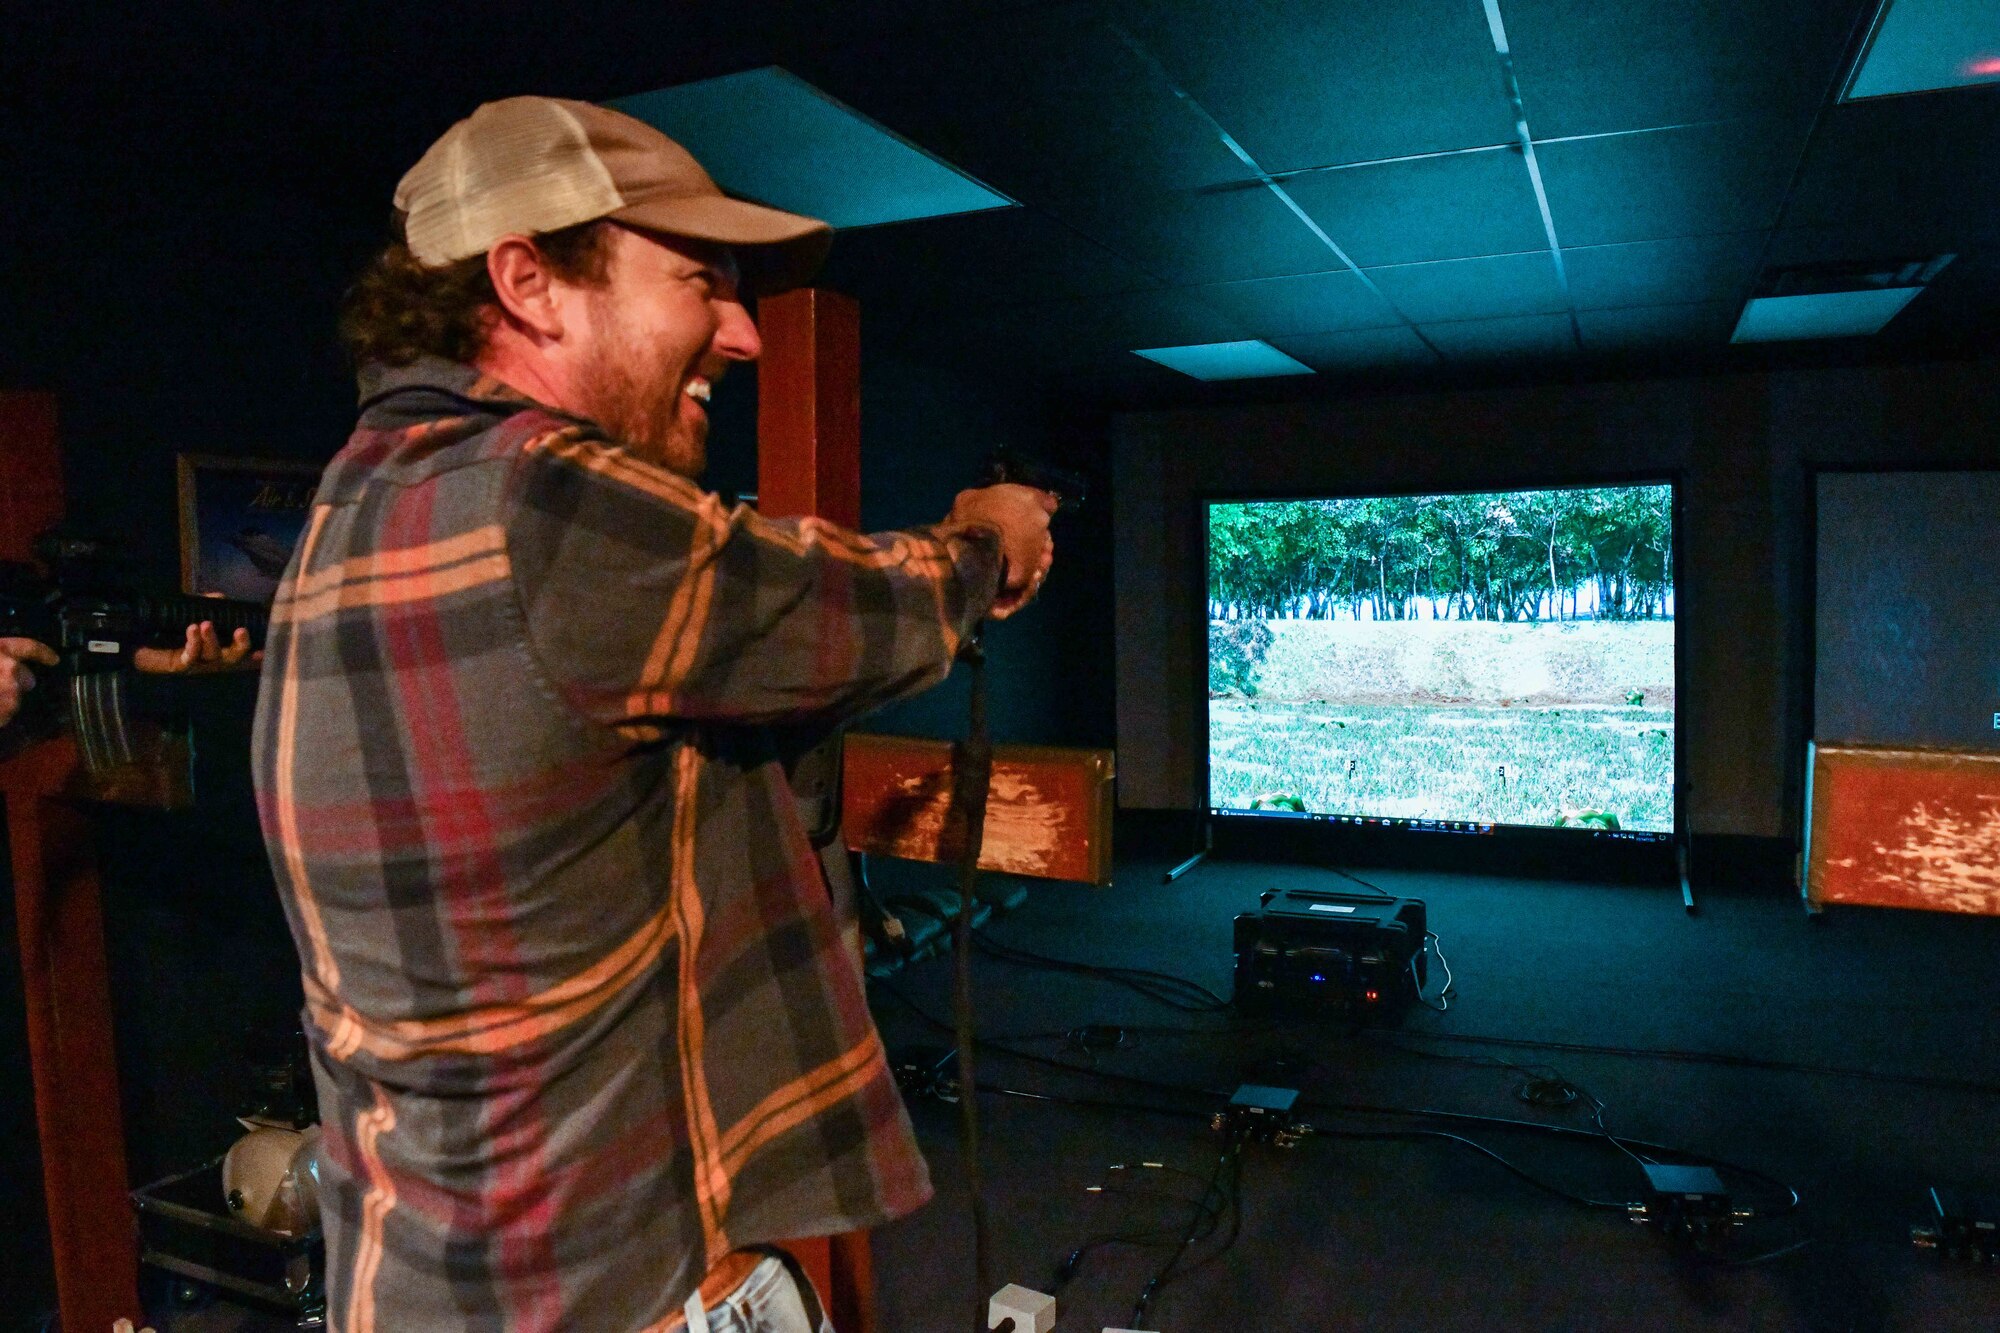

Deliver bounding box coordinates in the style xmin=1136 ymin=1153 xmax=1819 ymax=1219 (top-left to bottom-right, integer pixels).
xmin=252 ymin=357 xmax=998 ymax=1330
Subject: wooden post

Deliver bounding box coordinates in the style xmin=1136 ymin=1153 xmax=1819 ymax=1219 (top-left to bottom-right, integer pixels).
xmin=758 ymin=288 xmax=862 ymax=529
xmin=3 ymin=391 xmax=144 ymax=1329
xmin=5 ymin=743 xmax=144 ymax=1331
xmin=756 ymin=287 xmax=876 ymax=1332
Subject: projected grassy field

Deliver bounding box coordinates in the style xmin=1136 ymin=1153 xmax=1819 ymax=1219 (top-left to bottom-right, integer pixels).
xmin=1211 ymin=699 xmax=1674 ymax=830
xmin=1208 ymin=620 xmax=1675 ymax=832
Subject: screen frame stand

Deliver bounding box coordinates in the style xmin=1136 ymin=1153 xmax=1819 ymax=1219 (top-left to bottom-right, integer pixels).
xmin=1163 ymin=810 xmax=1213 ymax=883
xmin=1676 ymin=778 xmax=1696 ymax=915
xmin=1798 ymin=740 xmax=1822 ymax=918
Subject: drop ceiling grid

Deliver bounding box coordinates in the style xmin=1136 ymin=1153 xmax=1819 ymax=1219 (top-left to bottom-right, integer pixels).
xmin=1048 ymin=0 xmax=1593 ymax=362
xmin=808 ymin=0 xmax=1994 ymax=372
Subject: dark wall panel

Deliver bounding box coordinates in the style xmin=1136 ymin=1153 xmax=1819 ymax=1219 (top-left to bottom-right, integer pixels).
xmin=1815 ymin=471 xmax=2000 ymax=751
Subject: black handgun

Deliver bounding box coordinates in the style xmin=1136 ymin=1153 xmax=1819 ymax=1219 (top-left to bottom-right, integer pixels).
xmin=986 ymin=447 xmax=1088 ymax=514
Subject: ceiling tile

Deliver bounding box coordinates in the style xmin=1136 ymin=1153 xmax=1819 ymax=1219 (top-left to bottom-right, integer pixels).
xmin=1079 ymin=287 xmax=1257 ymax=351
xmin=1761 ymin=225 xmax=1971 ymax=271
xmin=805 ymin=3 xmax=1250 ymax=211
xmin=1503 ymin=0 xmax=1866 ymax=139
xmin=1576 ymin=301 xmax=1742 ymax=350
xmin=1284 ymin=148 xmax=1550 ymax=268
xmin=937 ymin=287 xmax=1251 ymax=369
xmin=1562 ymin=231 xmax=1768 ymax=311
xmin=818 ymin=205 xmax=1159 ymax=313
xmin=1270 ymin=325 xmax=1441 ymax=371
xmin=1185 ymin=268 xmax=1401 ymax=338
xmin=1052 ymin=183 xmax=1343 ymax=286
xmin=1878 ymin=248 xmax=2000 ymax=347
xmin=1781 ymin=95 xmax=2000 ymax=243
xmin=1419 ymin=313 xmax=1578 ymax=360
xmin=1366 ymin=251 xmax=1568 ymax=324
xmin=1536 ymin=118 xmax=1807 ymax=249
xmin=1100 ymin=0 xmax=1518 ymax=172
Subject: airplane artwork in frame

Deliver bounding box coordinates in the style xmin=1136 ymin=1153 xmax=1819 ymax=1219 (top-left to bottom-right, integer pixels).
xmin=176 ymin=454 xmax=322 ymax=604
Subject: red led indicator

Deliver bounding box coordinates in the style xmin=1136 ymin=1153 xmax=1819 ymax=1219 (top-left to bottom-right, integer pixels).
xmin=1365 ymin=989 xmax=1379 ymax=1002
xmin=1965 ymin=56 xmax=2000 ymax=77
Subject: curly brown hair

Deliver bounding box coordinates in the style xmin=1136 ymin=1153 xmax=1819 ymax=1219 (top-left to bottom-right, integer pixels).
xmin=338 ymin=217 xmax=616 ymax=368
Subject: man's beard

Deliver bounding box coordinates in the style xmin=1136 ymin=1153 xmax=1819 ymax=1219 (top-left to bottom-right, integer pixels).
xmin=573 ymin=326 xmax=706 ymax=478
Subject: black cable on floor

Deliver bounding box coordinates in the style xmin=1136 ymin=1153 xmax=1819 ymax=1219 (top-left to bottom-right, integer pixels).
xmin=1393 ymin=1028 xmax=2000 ymax=1100
xmin=880 ymin=983 xmax=1804 ymax=1215
xmin=1320 ymin=1126 xmax=1633 ymax=1210
xmin=972 ymin=929 xmax=1232 ymax=1013
xmin=1131 ymin=1138 xmax=1242 ymax=1326
xmin=1050 ymin=1158 xmax=1235 ymax=1298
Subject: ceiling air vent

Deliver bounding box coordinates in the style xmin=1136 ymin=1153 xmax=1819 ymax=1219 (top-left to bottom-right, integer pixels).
xmin=1731 ymin=255 xmax=1955 ymax=343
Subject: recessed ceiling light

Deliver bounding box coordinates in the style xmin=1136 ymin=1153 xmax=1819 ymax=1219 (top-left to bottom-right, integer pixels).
xmin=611 ymin=67 xmax=1015 ymax=229
xmin=1730 ymin=288 xmax=1924 ymax=342
xmin=1843 ymin=0 xmax=2000 ymax=100
xmin=1133 ymin=341 xmax=1316 ymax=380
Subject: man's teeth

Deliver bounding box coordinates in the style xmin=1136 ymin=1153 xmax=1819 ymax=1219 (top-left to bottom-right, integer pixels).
xmin=686 ymin=379 xmax=712 ymax=403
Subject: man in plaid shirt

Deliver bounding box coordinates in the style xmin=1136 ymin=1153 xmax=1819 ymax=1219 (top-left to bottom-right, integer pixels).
xmin=253 ymin=96 xmax=1054 ymax=1332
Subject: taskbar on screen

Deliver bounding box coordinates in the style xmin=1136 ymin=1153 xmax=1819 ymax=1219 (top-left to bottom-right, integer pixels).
xmin=1209 ymin=808 xmax=1671 ymax=843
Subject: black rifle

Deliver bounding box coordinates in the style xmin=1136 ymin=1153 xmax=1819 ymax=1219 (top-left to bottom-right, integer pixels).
xmin=0 ymin=535 xmax=269 ymax=795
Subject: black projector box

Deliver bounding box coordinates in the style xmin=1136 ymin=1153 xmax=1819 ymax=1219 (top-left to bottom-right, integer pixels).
xmin=1233 ymin=887 xmax=1427 ymax=1019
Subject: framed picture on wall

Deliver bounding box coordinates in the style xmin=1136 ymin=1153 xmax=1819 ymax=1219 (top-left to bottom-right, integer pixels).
xmin=177 ymin=454 xmax=322 ymax=604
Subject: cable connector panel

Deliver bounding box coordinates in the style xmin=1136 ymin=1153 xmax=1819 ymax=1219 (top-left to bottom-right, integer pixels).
xmin=1214 ymin=1084 xmax=1310 ymax=1148
xmin=1628 ymin=1164 xmax=1752 ymax=1256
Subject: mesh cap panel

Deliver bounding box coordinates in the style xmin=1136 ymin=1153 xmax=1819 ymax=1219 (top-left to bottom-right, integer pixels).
xmin=397 ymin=99 xmax=626 ymax=265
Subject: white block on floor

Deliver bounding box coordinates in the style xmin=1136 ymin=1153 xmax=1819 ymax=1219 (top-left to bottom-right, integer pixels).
xmin=988 ymin=1282 xmax=1057 ymax=1332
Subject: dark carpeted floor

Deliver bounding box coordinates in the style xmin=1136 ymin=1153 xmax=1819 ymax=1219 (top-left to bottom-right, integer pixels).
xmin=864 ymin=851 xmax=2000 ymax=1333
xmin=54 ymin=848 xmax=2000 ymax=1333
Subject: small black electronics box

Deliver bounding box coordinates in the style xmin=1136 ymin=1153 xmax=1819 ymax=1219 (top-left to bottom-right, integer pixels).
xmin=1912 ymin=1186 xmax=2000 ymax=1263
xmin=1232 ymin=888 xmax=1427 ymax=1020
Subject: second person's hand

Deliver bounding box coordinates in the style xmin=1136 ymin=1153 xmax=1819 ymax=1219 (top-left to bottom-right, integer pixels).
xmin=132 ymin=622 xmax=262 ymax=676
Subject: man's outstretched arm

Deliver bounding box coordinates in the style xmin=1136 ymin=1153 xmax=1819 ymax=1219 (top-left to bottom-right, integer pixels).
xmin=505 ymin=426 xmax=1053 ymax=736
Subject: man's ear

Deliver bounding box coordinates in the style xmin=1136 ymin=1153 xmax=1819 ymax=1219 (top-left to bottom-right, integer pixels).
xmin=486 ymin=235 xmax=565 ymax=342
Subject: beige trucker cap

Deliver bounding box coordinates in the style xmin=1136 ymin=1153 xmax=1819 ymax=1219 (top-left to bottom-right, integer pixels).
xmin=394 ymin=95 xmax=833 ymax=294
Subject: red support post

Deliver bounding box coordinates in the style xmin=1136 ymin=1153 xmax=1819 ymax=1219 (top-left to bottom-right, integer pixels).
xmin=6 ymin=741 xmax=143 ymax=1332
xmin=757 ymin=288 xmax=863 ymax=529
xmin=755 ymin=287 xmax=876 ymax=1333
xmin=3 ymin=391 xmax=144 ymax=1330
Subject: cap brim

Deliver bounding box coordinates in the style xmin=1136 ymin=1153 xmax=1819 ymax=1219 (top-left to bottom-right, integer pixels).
xmin=612 ymin=193 xmax=833 ymax=296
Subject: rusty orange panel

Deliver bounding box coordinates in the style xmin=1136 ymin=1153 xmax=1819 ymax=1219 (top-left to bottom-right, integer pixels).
xmin=757 ymin=288 xmax=861 ymax=529
xmin=1806 ymin=743 xmax=2000 ymax=915
xmin=842 ymin=732 xmax=1115 ymax=885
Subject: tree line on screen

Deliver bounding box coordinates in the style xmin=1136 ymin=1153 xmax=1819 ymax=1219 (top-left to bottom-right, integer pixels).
xmin=1209 ymin=487 xmax=1673 ymax=622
